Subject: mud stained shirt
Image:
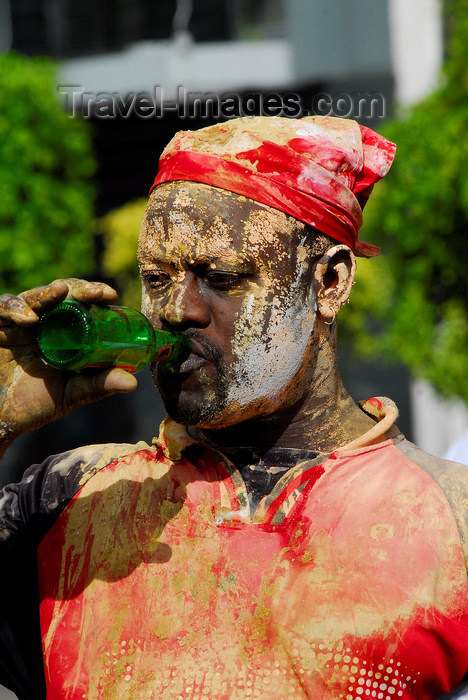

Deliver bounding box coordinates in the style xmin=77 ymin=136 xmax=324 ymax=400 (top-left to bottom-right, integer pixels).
xmin=0 ymin=431 xmax=468 ymax=699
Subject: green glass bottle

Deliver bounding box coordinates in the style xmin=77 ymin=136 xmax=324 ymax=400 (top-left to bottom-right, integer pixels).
xmin=37 ymin=300 xmax=191 ymax=373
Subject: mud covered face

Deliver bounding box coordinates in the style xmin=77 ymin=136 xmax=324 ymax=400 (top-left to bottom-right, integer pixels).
xmin=138 ymin=182 xmax=318 ymax=428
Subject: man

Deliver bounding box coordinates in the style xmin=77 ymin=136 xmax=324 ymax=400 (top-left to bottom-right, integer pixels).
xmin=0 ymin=116 xmax=467 ymax=699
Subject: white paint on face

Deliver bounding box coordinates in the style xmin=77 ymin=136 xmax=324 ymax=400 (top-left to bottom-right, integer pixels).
xmin=225 ymin=251 xmax=317 ymax=410
xmin=245 ymin=293 xmax=255 ymax=317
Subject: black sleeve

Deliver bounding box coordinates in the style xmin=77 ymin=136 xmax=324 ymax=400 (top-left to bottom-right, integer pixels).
xmin=0 ymin=529 xmax=47 ymax=698
xmin=0 ymin=458 xmax=59 ymax=699
xmin=0 ymin=442 xmax=138 ymax=699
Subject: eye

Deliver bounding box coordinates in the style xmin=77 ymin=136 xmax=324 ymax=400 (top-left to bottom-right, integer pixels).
xmin=141 ymin=272 xmax=170 ymax=290
xmin=204 ymin=271 xmax=245 ymax=290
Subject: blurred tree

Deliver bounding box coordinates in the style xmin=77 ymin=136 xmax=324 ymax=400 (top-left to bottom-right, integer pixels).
xmin=0 ymin=52 xmax=95 ymax=293
xmin=100 ymin=198 xmax=146 ymax=308
xmin=340 ymin=0 xmax=468 ymax=404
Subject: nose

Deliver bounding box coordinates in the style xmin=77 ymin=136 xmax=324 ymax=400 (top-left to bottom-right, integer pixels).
xmin=159 ymin=274 xmax=211 ymax=330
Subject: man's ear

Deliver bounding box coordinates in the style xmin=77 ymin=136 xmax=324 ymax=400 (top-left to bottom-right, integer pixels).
xmin=312 ymin=244 xmax=356 ymax=322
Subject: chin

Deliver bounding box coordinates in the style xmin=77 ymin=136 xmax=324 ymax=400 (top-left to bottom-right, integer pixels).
xmin=155 ymin=367 xmax=290 ymax=429
xmin=162 ymin=391 xmax=252 ymax=429
xmin=159 ymin=383 xmax=228 ymax=427
xmin=189 ymin=396 xmax=275 ymax=430
xmin=166 ymin=406 xmax=230 ymax=428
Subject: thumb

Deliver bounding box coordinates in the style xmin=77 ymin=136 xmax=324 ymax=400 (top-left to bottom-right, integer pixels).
xmin=64 ymin=368 xmax=138 ymax=412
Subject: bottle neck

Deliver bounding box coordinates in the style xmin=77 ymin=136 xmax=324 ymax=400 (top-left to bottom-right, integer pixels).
xmin=151 ymin=329 xmax=192 ymax=367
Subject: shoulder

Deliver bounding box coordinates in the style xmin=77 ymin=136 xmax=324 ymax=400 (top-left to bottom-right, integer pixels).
xmin=0 ymin=441 xmax=152 ymax=550
xmin=393 ymin=437 xmax=468 ymax=565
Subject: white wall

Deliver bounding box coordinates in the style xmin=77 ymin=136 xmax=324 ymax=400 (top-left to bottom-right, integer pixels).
xmin=286 ymin=0 xmax=392 ymax=82
xmin=388 ymin=0 xmax=444 ymax=106
xmin=59 ymin=38 xmax=293 ymax=97
xmin=411 ymin=379 xmax=468 ymax=458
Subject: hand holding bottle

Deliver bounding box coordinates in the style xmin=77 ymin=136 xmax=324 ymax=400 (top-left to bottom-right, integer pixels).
xmin=0 ymin=279 xmax=137 ymax=453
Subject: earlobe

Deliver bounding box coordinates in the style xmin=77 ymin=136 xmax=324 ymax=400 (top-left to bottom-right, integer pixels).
xmin=313 ymin=244 xmax=356 ymax=322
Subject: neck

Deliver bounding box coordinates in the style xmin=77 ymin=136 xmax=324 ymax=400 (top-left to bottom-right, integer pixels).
xmin=190 ymin=322 xmax=377 ymax=454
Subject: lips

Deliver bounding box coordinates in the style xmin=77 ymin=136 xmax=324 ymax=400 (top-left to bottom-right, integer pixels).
xmin=178 ymin=353 xmax=207 ymax=373
xmin=156 ymin=339 xmax=209 ymax=375
xmin=188 ymin=338 xmax=209 ymax=360
xmin=156 ymin=333 xmax=220 ymax=377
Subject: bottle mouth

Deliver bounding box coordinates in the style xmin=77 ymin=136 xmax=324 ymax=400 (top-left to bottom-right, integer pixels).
xmin=37 ymin=301 xmax=92 ymax=368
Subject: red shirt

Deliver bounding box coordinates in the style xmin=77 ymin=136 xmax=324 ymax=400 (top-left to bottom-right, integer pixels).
xmin=37 ymin=428 xmax=468 ymax=699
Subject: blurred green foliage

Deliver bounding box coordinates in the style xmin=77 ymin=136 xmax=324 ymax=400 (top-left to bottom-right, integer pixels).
xmin=340 ymin=0 xmax=468 ymax=403
xmin=0 ymin=53 xmax=95 ymax=293
xmin=101 ymin=198 xmax=147 ymax=308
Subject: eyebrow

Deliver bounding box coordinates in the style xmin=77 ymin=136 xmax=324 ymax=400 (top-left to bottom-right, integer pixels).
xmin=138 ymin=252 xmax=258 ymax=272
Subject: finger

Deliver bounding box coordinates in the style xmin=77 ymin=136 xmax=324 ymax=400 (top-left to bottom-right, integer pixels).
xmin=18 ymin=280 xmax=69 ymax=310
xmin=0 ymin=294 xmax=40 ymax=326
xmin=65 ymin=368 xmax=137 ymax=412
xmin=0 ymin=278 xmax=119 ymax=328
xmin=1 ymin=279 xmax=70 ymax=323
xmin=62 ymin=279 xmax=118 ymax=303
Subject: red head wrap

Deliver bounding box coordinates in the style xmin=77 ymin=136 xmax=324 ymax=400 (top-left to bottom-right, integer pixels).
xmin=150 ymin=116 xmax=396 ymax=257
